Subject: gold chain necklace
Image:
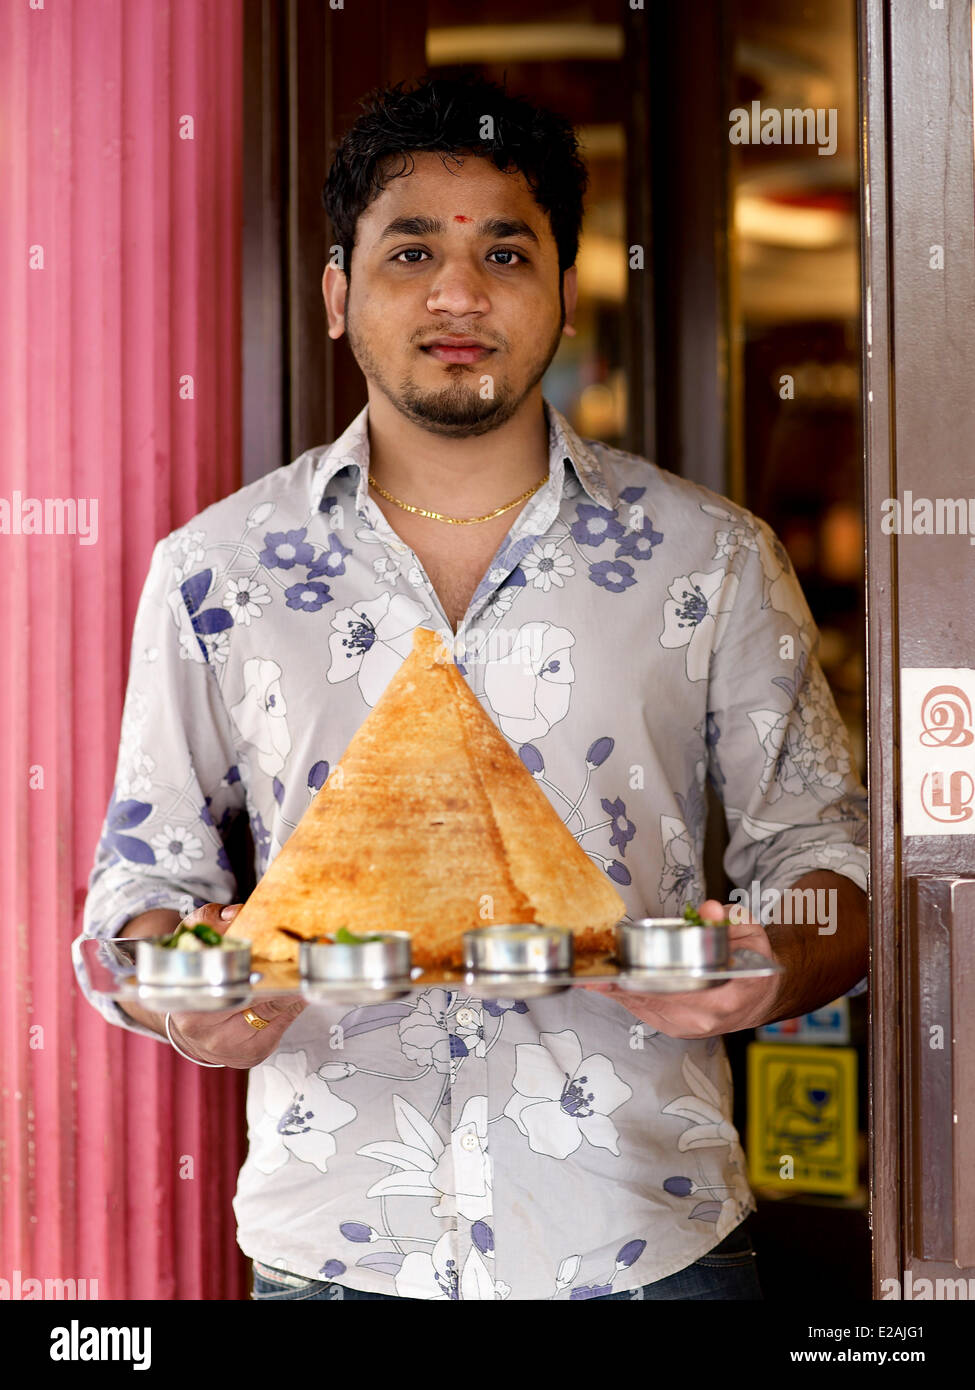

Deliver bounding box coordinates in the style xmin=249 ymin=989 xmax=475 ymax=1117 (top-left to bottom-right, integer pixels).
xmin=368 ymin=471 xmax=548 ymax=525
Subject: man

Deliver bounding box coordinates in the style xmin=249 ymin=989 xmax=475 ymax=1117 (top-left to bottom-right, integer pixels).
xmin=74 ymin=74 xmax=869 ymax=1301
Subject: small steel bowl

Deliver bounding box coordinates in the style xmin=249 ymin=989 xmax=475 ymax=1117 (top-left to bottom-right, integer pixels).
xmin=135 ymin=936 xmax=252 ymax=986
xmin=299 ymin=932 xmax=413 ymax=1003
xmin=462 ymin=925 xmax=573 ymax=995
xmin=615 ymin=917 xmax=729 ymax=993
xmin=134 ymin=936 xmax=253 ymax=1012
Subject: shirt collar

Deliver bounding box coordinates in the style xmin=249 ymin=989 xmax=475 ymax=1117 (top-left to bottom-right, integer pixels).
xmin=308 ymin=398 xmax=618 ymax=514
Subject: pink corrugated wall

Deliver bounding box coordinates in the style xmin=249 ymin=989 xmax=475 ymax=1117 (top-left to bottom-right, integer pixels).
xmin=0 ymin=0 xmax=248 ymax=1300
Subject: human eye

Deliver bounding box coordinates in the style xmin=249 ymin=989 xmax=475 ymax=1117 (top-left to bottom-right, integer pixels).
xmin=391 ymin=247 xmax=430 ymax=264
xmin=487 ymin=247 xmax=527 ymax=267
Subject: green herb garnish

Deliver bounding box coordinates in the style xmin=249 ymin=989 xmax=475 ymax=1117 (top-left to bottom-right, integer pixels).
xmin=334 ymin=926 xmax=385 ymax=945
xmin=682 ymin=903 xmax=730 ymax=927
xmin=161 ymin=921 xmax=224 ymax=948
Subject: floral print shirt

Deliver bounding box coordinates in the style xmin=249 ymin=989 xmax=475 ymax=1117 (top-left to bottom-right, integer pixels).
xmin=74 ymin=399 xmax=869 ymax=1300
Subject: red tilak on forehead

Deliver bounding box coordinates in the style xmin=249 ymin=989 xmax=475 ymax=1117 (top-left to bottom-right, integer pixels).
xmin=453 ymin=214 xmax=473 ymax=222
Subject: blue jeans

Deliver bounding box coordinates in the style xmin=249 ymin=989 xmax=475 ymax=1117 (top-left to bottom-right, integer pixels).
xmin=250 ymin=1216 xmax=762 ymax=1301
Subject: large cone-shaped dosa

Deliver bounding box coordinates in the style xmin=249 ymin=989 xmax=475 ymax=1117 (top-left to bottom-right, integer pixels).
xmin=231 ymin=626 xmax=626 ymax=968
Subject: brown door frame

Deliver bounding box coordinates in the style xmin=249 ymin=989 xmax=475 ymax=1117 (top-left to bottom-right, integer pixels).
xmin=627 ymin=2 xmax=737 ymax=499
xmin=860 ymin=0 xmax=975 ymax=1293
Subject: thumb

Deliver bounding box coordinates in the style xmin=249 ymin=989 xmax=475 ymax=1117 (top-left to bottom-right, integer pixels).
xmin=178 ymin=901 xmax=245 ymax=936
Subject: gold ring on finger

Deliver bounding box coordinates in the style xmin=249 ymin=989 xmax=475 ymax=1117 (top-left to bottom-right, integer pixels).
xmin=243 ymin=1009 xmax=269 ymax=1030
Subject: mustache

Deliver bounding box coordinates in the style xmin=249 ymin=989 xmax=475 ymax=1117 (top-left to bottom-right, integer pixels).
xmin=411 ymin=328 xmax=507 ymax=350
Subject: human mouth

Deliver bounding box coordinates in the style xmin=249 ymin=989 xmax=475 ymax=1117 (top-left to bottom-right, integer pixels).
xmin=420 ymin=336 xmax=496 ymax=365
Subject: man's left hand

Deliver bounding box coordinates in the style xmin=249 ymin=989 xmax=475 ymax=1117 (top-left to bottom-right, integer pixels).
xmin=580 ymin=899 xmax=782 ymax=1039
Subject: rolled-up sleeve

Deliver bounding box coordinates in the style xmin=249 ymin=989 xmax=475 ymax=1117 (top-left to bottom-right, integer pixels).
xmin=73 ymin=536 xmax=249 ymax=1039
xmin=706 ymin=513 xmax=869 ymax=909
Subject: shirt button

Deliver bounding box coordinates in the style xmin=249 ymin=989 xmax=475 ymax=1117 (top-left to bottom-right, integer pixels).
xmin=459 ymin=1132 xmax=479 ymax=1153
xmin=456 ymin=1007 xmax=479 ymax=1027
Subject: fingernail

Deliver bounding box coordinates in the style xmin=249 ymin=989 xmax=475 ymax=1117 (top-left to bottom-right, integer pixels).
xmin=220 ymin=905 xmax=238 ymax=919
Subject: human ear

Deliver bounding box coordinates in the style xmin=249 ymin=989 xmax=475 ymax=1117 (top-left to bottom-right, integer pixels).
xmin=561 ymin=265 xmax=579 ymax=339
xmin=322 ymin=263 xmax=348 ymax=340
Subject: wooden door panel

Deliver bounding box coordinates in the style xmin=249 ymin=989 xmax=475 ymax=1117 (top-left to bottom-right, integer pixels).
xmin=906 ymin=876 xmax=953 ymax=1263
xmin=906 ymin=875 xmax=975 ymax=1269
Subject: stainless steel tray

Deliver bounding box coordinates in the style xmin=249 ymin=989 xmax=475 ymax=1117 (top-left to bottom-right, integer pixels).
xmin=79 ymin=935 xmax=780 ymax=1009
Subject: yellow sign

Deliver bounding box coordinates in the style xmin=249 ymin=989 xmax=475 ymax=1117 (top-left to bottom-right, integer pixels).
xmin=747 ymin=1043 xmax=858 ymax=1195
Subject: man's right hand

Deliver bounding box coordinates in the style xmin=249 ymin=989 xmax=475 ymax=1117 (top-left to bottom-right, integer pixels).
xmin=119 ymin=902 xmax=307 ymax=1068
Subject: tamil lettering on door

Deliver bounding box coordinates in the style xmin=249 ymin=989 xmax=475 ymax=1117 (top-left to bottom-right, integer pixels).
xmin=901 ymin=670 xmax=975 ymax=834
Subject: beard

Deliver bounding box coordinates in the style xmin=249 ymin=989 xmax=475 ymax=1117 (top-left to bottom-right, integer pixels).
xmin=396 ymin=370 xmax=518 ymax=435
xmin=345 ymin=285 xmax=566 ymax=439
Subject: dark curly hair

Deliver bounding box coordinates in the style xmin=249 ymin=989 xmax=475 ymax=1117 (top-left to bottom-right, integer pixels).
xmin=322 ymin=74 xmax=588 ymax=280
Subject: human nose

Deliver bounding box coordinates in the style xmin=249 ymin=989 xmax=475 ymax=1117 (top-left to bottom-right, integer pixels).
xmin=425 ymin=257 xmax=491 ymax=318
